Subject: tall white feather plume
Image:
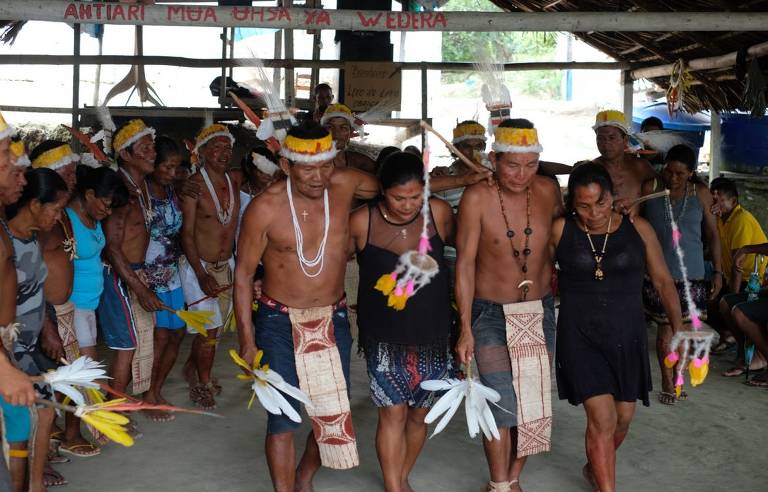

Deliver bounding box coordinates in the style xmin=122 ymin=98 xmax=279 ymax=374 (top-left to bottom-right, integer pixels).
xmin=94 ymin=106 xmax=116 ymax=154
xmin=474 ymin=48 xmax=512 ymax=136
xmin=42 ymin=356 xmax=109 ymax=406
xmin=237 ymin=51 xmax=296 ymax=144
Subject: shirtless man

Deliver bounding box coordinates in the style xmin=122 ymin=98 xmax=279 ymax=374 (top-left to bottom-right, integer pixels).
xmin=321 ymin=103 xmax=377 ymax=173
xmin=235 ymin=122 xmax=377 ymax=492
xmin=180 ymin=124 xmax=241 ymax=410
xmin=0 ymin=116 xmax=37 ymax=492
xmin=27 ymin=141 xmax=100 ymax=457
xmin=590 ymin=110 xmax=655 ymax=207
xmin=455 ymin=124 xmax=563 ymax=492
xmin=100 ymin=120 xmax=164 ymax=402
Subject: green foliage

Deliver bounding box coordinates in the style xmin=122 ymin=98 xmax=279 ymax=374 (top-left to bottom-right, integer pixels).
xmin=440 ymin=0 xmax=562 ymax=97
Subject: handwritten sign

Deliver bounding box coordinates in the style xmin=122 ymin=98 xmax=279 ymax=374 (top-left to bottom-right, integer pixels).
xmin=343 ymin=62 xmax=401 ymax=113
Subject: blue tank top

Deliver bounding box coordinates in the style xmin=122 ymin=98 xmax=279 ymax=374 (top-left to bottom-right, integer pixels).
xmin=644 ymin=184 xmax=705 ymax=280
xmin=66 ymin=207 xmax=106 ymax=309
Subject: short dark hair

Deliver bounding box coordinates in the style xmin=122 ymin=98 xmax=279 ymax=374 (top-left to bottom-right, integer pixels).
xmin=154 ymin=135 xmax=180 ymax=167
xmin=566 ymin=162 xmax=614 ymax=213
xmin=499 ymin=118 xmax=534 ymax=130
xmin=640 ymin=116 xmax=664 ymax=132
xmin=75 ymin=165 xmax=129 ymax=209
xmin=457 ymin=119 xmax=481 ymax=127
xmin=665 ymin=144 xmax=697 ymax=172
xmin=29 ymin=139 xmax=67 ymax=163
xmin=18 ymin=167 xmax=68 ymax=209
xmin=314 ymin=83 xmax=332 ymax=94
xmin=378 ymin=151 xmax=424 ymax=191
xmin=710 ymin=177 xmax=739 ymax=200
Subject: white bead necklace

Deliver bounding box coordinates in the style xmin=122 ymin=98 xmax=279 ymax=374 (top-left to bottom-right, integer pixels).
xmin=287 ymin=177 xmax=330 ymax=278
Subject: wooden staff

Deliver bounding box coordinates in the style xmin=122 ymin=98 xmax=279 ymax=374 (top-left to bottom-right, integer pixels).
xmin=631 ymin=189 xmax=670 ymax=208
xmin=419 ymin=120 xmax=486 ymax=174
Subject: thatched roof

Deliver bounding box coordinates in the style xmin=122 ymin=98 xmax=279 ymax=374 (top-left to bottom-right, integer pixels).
xmin=490 ymin=0 xmax=768 ymax=113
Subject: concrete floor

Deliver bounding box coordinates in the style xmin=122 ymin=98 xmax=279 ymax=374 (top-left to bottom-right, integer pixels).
xmin=52 ymin=321 xmax=768 ymax=492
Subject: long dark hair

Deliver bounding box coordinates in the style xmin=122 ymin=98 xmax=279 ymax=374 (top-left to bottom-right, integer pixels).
xmin=75 ymin=165 xmax=129 ymax=209
xmin=17 ymin=168 xmax=68 ymax=208
xmin=566 ymin=162 xmax=614 ymax=213
xmin=378 ymin=151 xmax=424 ymax=191
xmin=154 ymin=135 xmax=180 ymax=167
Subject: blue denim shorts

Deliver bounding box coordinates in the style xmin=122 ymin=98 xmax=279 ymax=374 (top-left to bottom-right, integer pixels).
xmin=470 ymin=294 xmax=555 ymax=428
xmin=254 ymin=299 xmax=353 ymax=434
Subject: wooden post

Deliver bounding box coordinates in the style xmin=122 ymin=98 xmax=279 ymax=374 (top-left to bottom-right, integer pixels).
xmin=283 ymin=0 xmax=295 ymax=108
xmin=709 ymin=111 xmax=722 ymax=182
xmin=72 ymin=23 xmax=80 ymax=128
xmin=219 ymin=28 xmax=227 ymax=109
xmin=421 ymin=64 xmax=427 ymax=151
xmin=621 ymin=70 xmax=633 ymax=125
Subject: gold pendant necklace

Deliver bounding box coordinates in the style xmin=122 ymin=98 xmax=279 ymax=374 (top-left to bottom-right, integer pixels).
xmin=584 ymin=213 xmax=613 ymax=281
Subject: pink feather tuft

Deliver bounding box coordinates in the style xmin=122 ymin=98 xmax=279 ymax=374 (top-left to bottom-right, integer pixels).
xmin=418 ymin=236 xmax=431 ymax=255
xmin=405 ymin=279 xmax=415 ymax=296
xmin=671 ymin=228 xmax=682 ymax=247
xmin=394 ymin=286 xmax=404 ymax=297
xmin=691 ymin=314 xmax=702 ymax=330
xmin=675 ymin=374 xmax=685 ymax=386
xmin=666 ymin=352 xmax=679 ymax=363
xmin=693 ymin=357 xmax=704 ymax=368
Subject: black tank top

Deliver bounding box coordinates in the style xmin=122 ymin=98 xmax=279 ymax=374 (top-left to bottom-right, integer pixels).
xmin=356 ymin=201 xmax=451 ymax=348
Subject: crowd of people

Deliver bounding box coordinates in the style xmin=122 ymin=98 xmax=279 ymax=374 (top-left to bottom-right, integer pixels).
xmin=0 ymin=86 xmax=766 ymax=492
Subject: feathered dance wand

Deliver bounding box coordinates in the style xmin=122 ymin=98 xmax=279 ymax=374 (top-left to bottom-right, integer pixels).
xmin=420 ymin=364 xmax=503 ymax=441
xmin=374 ymin=140 xmax=440 ymax=311
xmin=31 ymin=356 xmax=109 ymax=406
xmin=158 ymin=305 xmax=215 ymax=337
xmin=659 ymin=192 xmax=714 ymax=397
xmin=229 ymin=349 xmax=312 ymax=423
xmin=475 ymin=52 xmax=512 ymax=135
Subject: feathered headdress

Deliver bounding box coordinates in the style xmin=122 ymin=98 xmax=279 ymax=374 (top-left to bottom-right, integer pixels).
xmin=592 ymin=110 xmax=630 ymax=135
xmin=194 ymin=124 xmax=235 ymax=154
xmin=475 ymin=50 xmax=512 ymax=135
xmin=280 ymin=132 xmax=338 ymax=164
xmin=492 ymin=127 xmax=543 ymax=154
xmin=31 ymin=143 xmax=80 ymax=171
xmin=9 ymin=141 xmax=30 ymax=168
xmin=113 ymin=119 xmax=155 ymax=154
xmin=0 ymin=111 xmax=14 ymax=141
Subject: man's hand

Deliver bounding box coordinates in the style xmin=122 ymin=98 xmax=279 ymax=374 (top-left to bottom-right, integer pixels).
xmin=0 ymin=362 xmax=36 ymax=406
xmin=239 ymin=341 xmax=259 ymax=373
xmin=709 ymin=273 xmax=723 ymax=301
xmin=710 ymin=202 xmax=723 ymax=217
xmin=136 ymin=286 xmax=165 ymax=312
xmin=462 ymin=169 xmax=493 ymax=187
xmin=196 ymin=272 xmax=221 ymax=298
xmin=430 ymin=166 xmax=451 ymax=177
xmin=252 ymin=279 xmax=263 ymax=300
xmin=40 ymin=318 xmax=64 ymax=362
xmin=179 ymin=178 xmax=202 ymax=200
xmin=455 ymin=330 xmax=475 ymax=366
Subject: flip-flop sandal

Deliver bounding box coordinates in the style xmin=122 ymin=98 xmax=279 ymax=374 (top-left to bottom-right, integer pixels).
xmin=723 ymin=366 xmax=747 ymax=377
xmin=712 ymin=340 xmax=736 ymax=354
xmin=49 ymin=430 xmax=64 ymax=443
xmin=59 ymin=443 xmax=101 ymax=458
xmin=43 ymin=466 xmax=68 ymax=487
xmin=47 ymin=450 xmax=70 ymax=464
xmin=744 ymin=376 xmax=768 ymax=388
xmin=658 ymin=392 xmax=676 ymax=405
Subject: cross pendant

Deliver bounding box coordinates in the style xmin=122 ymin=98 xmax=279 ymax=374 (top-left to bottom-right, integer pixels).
xmin=301 ymin=210 xmax=309 ymax=222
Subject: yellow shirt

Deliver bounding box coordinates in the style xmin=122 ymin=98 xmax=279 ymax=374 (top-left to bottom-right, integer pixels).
xmin=718 ymin=205 xmax=768 ymax=284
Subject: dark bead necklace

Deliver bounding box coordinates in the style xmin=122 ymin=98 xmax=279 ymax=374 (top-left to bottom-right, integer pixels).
xmin=497 ymin=184 xmax=533 ymax=299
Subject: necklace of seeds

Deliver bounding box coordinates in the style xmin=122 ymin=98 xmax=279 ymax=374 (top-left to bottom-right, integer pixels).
xmin=496 ymin=184 xmax=533 ymax=300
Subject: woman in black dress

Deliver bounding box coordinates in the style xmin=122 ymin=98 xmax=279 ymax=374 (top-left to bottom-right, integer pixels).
xmin=550 ymin=163 xmax=683 ymax=492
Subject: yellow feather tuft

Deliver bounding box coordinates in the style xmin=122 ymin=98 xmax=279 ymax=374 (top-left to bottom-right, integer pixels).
xmin=387 ymin=292 xmax=409 ymax=311
xmin=375 ymin=273 xmax=397 ymax=296
xmin=176 ymin=309 xmax=213 ymax=336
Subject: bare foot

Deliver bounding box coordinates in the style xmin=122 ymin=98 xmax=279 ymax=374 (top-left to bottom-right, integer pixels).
xmin=295 ymin=482 xmax=315 ymax=492
xmin=511 ymin=480 xmax=523 ymax=492
xmin=40 ymin=463 xmax=67 ymax=489
xmin=401 ymin=478 xmax=414 ymax=492
xmin=144 ymin=393 xmax=176 ymax=422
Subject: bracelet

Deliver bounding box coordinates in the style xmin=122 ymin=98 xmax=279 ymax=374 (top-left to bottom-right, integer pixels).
xmin=712 ymin=270 xmax=724 ymax=276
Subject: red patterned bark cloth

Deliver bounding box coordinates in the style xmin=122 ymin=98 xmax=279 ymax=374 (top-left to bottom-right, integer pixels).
xmin=288 ymin=305 xmax=359 ymax=470
xmin=503 ymin=299 xmax=552 ymax=457
xmin=53 ymin=301 xmax=80 ymax=363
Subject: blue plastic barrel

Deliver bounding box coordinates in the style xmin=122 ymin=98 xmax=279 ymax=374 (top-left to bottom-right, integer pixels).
xmin=721 ymin=113 xmax=768 ymax=175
